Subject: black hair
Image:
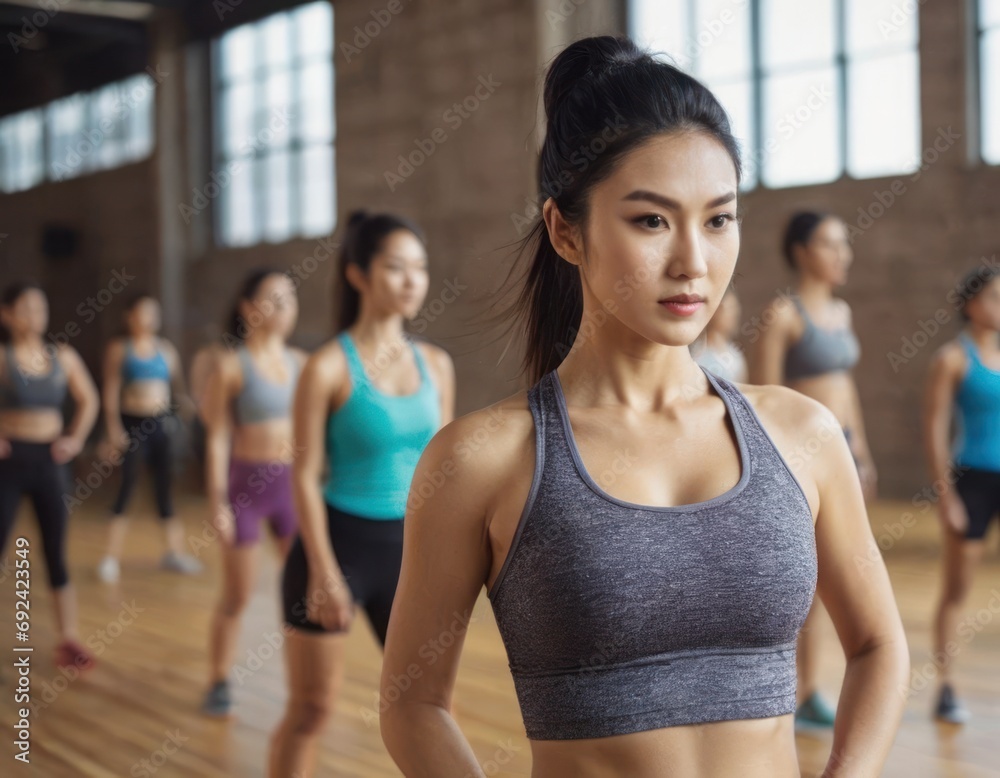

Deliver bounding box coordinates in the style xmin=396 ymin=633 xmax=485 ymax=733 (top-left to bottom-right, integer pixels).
xmin=0 ymin=281 xmax=45 ymax=343
xmin=491 ymin=35 xmax=743 ymax=385
xmin=335 ymin=209 xmax=427 ymax=332
xmin=782 ymin=211 xmax=832 ymax=270
xmin=957 ymin=263 xmax=1000 ymax=321
xmin=224 ymin=268 xmax=287 ymax=345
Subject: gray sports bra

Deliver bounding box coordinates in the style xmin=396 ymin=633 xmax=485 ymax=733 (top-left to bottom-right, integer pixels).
xmin=0 ymin=344 xmax=67 ymax=411
xmin=487 ymin=367 xmax=816 ymax=741
xmin=784 ymin=296 xmax=860 ymax=382
xmin=233 ymin=346 xmax=299 ymax=425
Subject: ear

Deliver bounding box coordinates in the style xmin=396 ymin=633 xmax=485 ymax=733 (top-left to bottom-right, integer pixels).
xmin=344 ymin=262 xmax=367 ymax=294
xmin=542 ymin=198 xmax=584 ymax=266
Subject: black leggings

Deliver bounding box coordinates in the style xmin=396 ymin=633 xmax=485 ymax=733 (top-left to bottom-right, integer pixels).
xmin=112 ymin=413 xmax=175 ymax=519
xmin=954 ymin=466 xmax=1000 ymax=540
xmin=0 ymin=440 xmax=70 ymax=589
xmin=282 ymin=503 xmax=404 ymax=646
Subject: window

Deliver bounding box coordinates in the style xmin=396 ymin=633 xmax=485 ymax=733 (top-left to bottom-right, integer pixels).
xmin=0 ymin=73 xmax=154 ymax=192
xmin=48 ymin=75 xmax=155 ymax=182
xmin=629 ymin=0 xmax=921 ymax=189
xmin=0 ymin=109 xmax=44 ymax=193
xmin=213 ymin=0 xmax=335 ymax=247
xmin=980 ymin=0 xmax=1000 ymax=163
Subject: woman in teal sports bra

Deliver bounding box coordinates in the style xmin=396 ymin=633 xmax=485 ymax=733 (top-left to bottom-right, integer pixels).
xmin=753 ymin=211 xmax=874 ymax=730
xmin=924 ymin=265 xmax=1000 ymax=725
xmin=268 ymin=210 xmax=455 ymax=777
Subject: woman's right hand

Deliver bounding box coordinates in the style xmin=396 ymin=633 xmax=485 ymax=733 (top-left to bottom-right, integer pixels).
xmin=938 ymin=491 xmax=968 ymax=535
xmin=306 ymin=568 xmax=354 ymax=632
xmin=211 ymin=502 xmax=236 ymax=546
xmin=108 ymin=424 xmax=129 ymax=451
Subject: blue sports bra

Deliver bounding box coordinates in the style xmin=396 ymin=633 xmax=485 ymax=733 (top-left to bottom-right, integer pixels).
xmin=121 ymin=339 xmax=171 ymax=385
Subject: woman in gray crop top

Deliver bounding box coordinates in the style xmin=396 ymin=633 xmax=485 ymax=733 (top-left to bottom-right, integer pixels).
xmin=379 ymin=36 xmax=908 ymax=778
xmin=752 ymin=211 xmax=876 ymax=731
xmin=0 ymin=282 xmax=100 ymax=672
xmin=200 ymin=268 xmax=307 ymax=718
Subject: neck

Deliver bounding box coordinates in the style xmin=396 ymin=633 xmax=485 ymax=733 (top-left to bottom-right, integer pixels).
xmin=244 ymin=330 xmax=285 ymax=351
xmin=966 ymin=321 xmax=999 ymax=349
xmin=795 ymin=274 xmax=833 ymax=303
xmin=348 ymin=312 xmax=407 ymax=347
xmin=11 ymin=334 xmax=44 ymax=349
xmin=556 ymin=318 xmax=707 ymax=409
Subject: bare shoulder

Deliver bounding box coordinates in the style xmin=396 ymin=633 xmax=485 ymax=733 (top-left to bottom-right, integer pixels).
xmin=413 ymin=387 xmax=533 ymax=514
xmin=289 ymin=346 xmax=310 ymax=367
xmin=737 ymin=381 xmax=837 ymax=437
xmin=413 ymin=338 xmax=454 ymax=376
xmin=761 ymin=294 xmax=799 ymax=332
xmin=931 ymin=338 xmax=967 ymax=374
xmin=54 ymin=343 xmax=85 ymax=372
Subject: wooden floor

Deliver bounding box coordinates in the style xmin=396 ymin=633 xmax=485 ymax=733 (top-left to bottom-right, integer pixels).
xmin=1 ymin=475 xmax=999 ymax=777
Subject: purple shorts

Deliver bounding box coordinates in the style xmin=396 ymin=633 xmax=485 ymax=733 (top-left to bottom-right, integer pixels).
xmin=227 ymin=458 xmax=298 ymax=546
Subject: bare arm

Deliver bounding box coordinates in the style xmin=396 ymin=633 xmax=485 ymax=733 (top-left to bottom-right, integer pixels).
xmin=430 ymin=345 xmax=456 ymax=427
xmin=102 ymin=340 xmax=125 ymax=443
xmin=922 ymin=345 xmax=966 ymax=532
xmin=380 ymin=414 xmax=498 ymax=777
xmin=162 ymin=339 xmax=195 ymax=420
xmin=291 ymin=346 xmax=354 ymax=630
xmin=750 ymin=299 xmax=791 ymax=385
xmin=203 ymin=353 xmax=236 ymax=525
xmin=806 ymin=401 xmax=909 ymax=776
xmin=54 ymin=346 xmax=100 ymax=462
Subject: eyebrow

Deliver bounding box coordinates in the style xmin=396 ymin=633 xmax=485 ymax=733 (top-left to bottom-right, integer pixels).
xmin=622 ymin=190 xmax=737 ymax=210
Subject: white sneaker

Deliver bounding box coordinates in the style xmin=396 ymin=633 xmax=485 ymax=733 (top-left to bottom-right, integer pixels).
xmin=161 ymin=551 xmax=203 ymax=575
xmin=97 ymin=556 xmax=120 ymax=584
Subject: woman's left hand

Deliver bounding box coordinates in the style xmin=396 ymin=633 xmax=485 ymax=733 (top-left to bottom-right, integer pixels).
xmin=50 ymin=436 xmax=83 ymax=464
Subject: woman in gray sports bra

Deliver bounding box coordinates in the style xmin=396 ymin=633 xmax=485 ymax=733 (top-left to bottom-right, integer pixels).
xmin=380 ymin=35 xmax=908 ymax=778
xmin=753 ymin=211 xmax=875 ymax=730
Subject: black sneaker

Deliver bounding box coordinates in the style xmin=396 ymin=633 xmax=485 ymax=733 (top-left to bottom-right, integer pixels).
xmin=202 ymin=680 xmax=232 ymax=718
xmin=934 ymin=683 xmax=970 ymax=724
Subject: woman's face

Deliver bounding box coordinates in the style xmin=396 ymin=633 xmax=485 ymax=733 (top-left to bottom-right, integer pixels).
xmin=796 ymin=218 xmax=853 ymax=286
xmin=570 ymin=131 xmax=740 ymax=349
xmin=354 ymin=229 xmax=429 ymax=320
xmin=966 ymin=277 xmax=1000 ymax=330
xmin=127 ymin=298 xmax=161 ymax=334
xmin=240 ymin=273 xmax=299 ymax=338
xmin=1 ymin=288 xmax=48 ymax=338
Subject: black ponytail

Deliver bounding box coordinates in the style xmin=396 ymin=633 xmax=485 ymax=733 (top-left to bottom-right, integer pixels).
xmin=224 ymin=268 xmax=285 ymax=348
xmin=484 ymin=35 xmax=742 ymax=385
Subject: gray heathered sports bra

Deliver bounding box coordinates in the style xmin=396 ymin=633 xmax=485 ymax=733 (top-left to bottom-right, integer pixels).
xmin=784 ymin=295 xmax=860 ymax=383
xmin=233 ymin=346 xmax=299 ymax=425
xmin=487 ymin=366 xmax=817 ymax=741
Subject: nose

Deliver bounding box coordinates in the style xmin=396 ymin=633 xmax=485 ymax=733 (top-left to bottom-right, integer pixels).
xmin=667 ymin=224 xmax=709 ymax=280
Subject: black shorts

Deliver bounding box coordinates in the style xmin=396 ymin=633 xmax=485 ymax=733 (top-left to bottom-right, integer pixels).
xmin=954 ymin=467 xmax=1000 ymax=541
xmin=281 ymin=502 xmax=404 ymax=645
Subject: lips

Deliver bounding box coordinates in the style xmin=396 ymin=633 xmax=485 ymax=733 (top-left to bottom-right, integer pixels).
xmin=658 ymin=294 xmax=705 ymax=304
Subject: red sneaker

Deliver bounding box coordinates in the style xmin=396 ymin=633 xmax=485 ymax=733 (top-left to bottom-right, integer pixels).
xmin=54 ymin=640 xmax=95 ymax=674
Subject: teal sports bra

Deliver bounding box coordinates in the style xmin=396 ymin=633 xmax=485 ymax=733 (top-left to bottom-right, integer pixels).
xmin=324 ymin=331 xmax=441 ymax=519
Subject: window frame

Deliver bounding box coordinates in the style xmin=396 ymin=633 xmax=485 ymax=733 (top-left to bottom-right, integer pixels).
xmin=210 ymin=1 xmax=336 ymax=248
xmin=628 ymin=0 xmax=923 ymax=190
